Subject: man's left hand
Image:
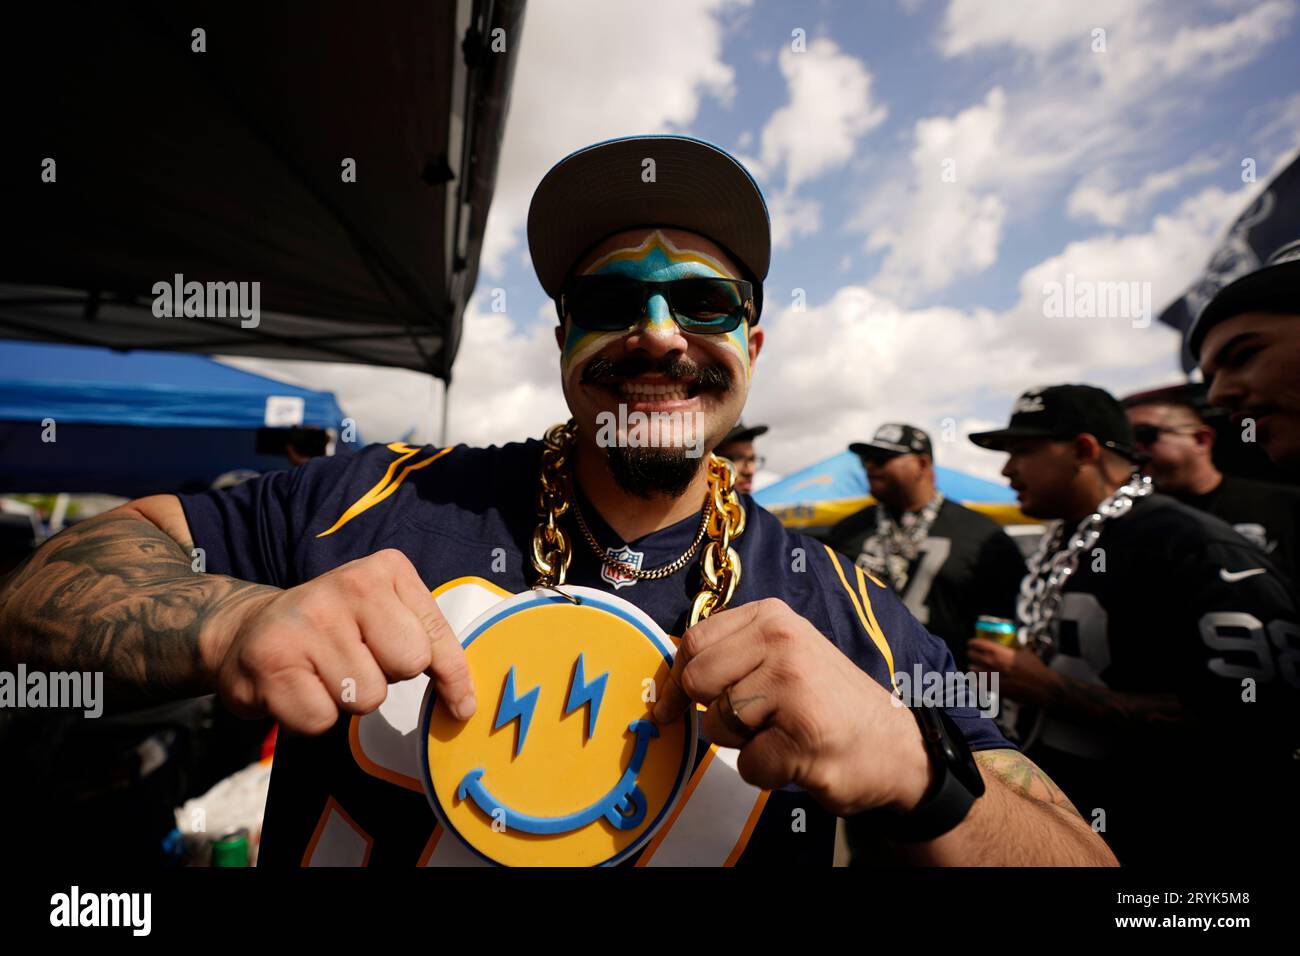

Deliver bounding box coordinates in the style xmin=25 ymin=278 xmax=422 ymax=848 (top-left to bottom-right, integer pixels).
xmin=967 ymin=637 xmax=1056 ymax=704
xmin=652 ymin=598 xmax=930 ymax=816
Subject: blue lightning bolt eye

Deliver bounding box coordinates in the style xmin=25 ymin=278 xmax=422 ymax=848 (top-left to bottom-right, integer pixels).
xmin=494 ymin=666 xmax=540 ymax=758
xmin=564 ymin=653 xmax=609 ymax=741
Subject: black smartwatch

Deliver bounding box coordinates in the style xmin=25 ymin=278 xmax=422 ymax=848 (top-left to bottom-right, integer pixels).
xmin=858 ymin=703 xmax=985 ymax=843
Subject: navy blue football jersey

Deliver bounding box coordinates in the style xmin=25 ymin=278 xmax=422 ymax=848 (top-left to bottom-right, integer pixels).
xmin=179 ymin=439 xmax=1010 ymax=866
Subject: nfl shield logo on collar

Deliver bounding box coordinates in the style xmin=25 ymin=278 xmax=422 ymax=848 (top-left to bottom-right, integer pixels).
xmin=601 ymin=545 xmax=644 ymax=589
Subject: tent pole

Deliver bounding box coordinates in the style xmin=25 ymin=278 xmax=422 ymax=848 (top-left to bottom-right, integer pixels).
xmin=440 ymin=376 xmax=450 ymax=446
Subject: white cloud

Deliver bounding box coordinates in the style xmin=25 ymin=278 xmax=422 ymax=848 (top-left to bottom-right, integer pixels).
xmin=1144 ymin=0 xmax=1294 ymax=82
xmin=858 ymin=88 xmax=1009 ymax=302
xmin=746 ymin=174 xmax=1272 ymax=483
xmin=477 ymin=0 xmax=749 ymax=279
xmin=939 ymin=0 xmax=1292 ymax=86
xmin=744 ymin=39 xmax=885 ymax=253
xmin=215 ymin=3 xmax=1299 ymax=494
xmin=1066 ymin=154 xmax=1222 ymax=226
xmin=435 ymin=301 xmax=572 ymax=446
xmin=744 ymin=286 xmax=1019 ymax=481
xmin=1254 ymin=90 xmax=1300 ymax=145
xmin=766 ymin=188 xmax=822 ymax=249
xmin=216 ymin=356 xmax=442 ymax=445
xmin=218 ymin=167 xmax=1283 ymax=485
xmin=939 ymin=0 xmax=1145 ymax=60
xmin=220 ymin=298 xmax=569 ymax=448
xmin=852 ymin=0 xmax=1295 ymax=302
xmin=759 ymin=38 xmax=887 ymax=191
xmin=938 ymin=0 xmax=1295 ymax=94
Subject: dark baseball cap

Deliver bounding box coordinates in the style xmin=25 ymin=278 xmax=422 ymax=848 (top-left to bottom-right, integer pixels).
xmin=527 ymin=135 xmax=771 ymax=319
xmin=719 ymin=420 xmax=768 ymax=447
xmin=1188 ymin=238 xmax=1300 ymax=361
xmin=1120 ymin=381 xmax=1214 ymax=419
xmin=851 ymin=423 xmax=933 ymax=460
xmin=969 ymin=385 xmax=1145 ymax=462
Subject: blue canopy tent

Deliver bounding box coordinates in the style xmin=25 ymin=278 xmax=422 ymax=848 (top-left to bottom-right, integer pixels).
xmin=0 ymin=342 xmax=351 ymax=497
xmin=754 ymin=450 xmax=1026 ymax=536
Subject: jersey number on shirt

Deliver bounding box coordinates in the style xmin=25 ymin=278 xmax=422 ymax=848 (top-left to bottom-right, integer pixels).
xmin=1198 ymin=613 xmax=1300 ymax=689
xmin=1039 ymin=593 xmax=1112 ymax=758
xmin=903 ymin=537 xmax=950 ymax=626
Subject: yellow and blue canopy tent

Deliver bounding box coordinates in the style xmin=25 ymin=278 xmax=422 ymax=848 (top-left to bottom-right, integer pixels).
xmin=753 ymin=450 xmax=1031 ymax=537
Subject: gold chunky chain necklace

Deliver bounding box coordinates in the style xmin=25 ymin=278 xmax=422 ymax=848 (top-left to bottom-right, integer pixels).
xmin=531 ymin=419 xmax=747 ymax=626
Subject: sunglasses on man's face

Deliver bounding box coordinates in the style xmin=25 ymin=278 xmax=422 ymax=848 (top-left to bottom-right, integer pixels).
xmin=560 ymin=275 xmax=753 ymax=334
xmin=1131 ymin=423 xmax=1194 ymax=446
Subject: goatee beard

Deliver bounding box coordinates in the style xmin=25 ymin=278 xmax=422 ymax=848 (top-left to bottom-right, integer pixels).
xmin=605 ymin=445 xmax=703 ymax=499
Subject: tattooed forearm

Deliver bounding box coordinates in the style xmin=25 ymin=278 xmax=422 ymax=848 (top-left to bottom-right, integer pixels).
xmin=975 ymin=748 xmax=1082 ymax=818
xmin=1041 ymin=673 xmax=1185 ymax=733
xmin=886 ymin=748 xmax=1117 ymax=865
xmin=0 ymin=511 xmax=278 ymax=705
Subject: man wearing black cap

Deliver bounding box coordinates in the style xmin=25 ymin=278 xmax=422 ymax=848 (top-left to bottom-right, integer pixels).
xmin=1 ymin=137 xmax=1114 ymax=867
xmin=1192 ymin=239 xmax=1300 ymax=474
xmin=714 ymin=420 xmax=768 ymax=495
xmin=967 ymin=384 xmax=1300 ymax=865
xmin=827 ymin=424 xmax=1026 ymax=669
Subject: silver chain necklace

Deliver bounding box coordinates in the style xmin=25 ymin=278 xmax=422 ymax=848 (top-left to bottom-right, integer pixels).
xmin=857 ymin=492 xmax=945 ymax=593
xmin=1016 ymin=473 xmax=1153 ymax=651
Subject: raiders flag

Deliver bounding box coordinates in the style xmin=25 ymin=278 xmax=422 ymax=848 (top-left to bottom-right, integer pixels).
xmin=1157 ymin=151 xmax=1300 ymax=372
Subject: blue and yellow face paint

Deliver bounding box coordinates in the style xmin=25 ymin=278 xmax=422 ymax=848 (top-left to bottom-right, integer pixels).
xmin=559 ymin=230 xmax=753 ymax=385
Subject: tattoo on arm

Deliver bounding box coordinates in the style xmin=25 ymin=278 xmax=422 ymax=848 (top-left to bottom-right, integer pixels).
xmin=1042 ymin=675 xmax=1184 ymax=733
xmin=975 ymin=748 xmax=1082 ymax=818
xmin=0 ymin=512 xmax=278 ymax=705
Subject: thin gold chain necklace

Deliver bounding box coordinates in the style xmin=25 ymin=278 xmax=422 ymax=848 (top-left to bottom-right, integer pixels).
xmin=570 ymin=484 xmax=713 ymax=580
xmin=531 ymin=419 xmax=748 ymax=626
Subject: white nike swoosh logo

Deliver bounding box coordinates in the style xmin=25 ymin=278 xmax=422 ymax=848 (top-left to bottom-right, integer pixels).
xmin=1220 ymin=568 xmax=1267 ymax=582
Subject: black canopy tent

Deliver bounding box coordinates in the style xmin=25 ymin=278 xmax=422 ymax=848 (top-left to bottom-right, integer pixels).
xmin=1 ymin=0 xmax=522 ymax=386
xmin=0 ymin=3 xmax=524 ymax=867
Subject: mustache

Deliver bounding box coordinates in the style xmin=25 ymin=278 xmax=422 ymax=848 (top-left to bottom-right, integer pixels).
xmin=579 ymin=354 xmax=732 ymax=391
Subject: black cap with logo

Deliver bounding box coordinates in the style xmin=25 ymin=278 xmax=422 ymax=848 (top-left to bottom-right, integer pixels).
xmin=851 ymin=423 xmax=933 ymax=460
xmin=969 ymin=385 xmax=1146 ymax=462
xmin=719 ymin=420 xmax=768 ymax=447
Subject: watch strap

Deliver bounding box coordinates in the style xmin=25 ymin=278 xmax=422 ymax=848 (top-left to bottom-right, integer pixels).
xmin=857 ymin=704 xmax=985 ymax=844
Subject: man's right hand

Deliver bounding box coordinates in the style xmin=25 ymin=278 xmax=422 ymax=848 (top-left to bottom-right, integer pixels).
xmin=201 ymin=549 xmax=477 ymax=735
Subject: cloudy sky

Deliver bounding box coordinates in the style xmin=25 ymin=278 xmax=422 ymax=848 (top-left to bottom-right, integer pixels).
xmin=228 ymin=0 xmax=1300 ymax=484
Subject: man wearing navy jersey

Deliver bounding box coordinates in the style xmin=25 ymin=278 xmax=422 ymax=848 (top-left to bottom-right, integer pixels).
xmin=0 ymin=137 xmax=1114 ymax=866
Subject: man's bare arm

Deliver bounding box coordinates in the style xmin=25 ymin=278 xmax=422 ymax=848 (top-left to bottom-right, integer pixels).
xmin=970 ymin=639 xmax=1186 ymax=737
xmin=895 ymin=748 xmax=1118 ymax=866
xmin=0 ymin=497 xmax=277 ymax=704
xmin=0 ymin=496 xmax=477 ymax=732
xmin=974 ymin=747 xmax=1081 ymax=815
xmin=1037 ymin=674 xmax=1185 ymax=734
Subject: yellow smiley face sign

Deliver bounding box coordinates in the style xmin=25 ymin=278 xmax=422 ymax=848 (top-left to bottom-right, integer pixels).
xmin=420 ymin=586 xmax=696 ymax=866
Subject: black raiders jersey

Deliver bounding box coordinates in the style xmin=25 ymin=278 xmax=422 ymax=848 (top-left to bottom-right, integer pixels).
xmin=1179 ymin=473 xmax=1300 ymax=590
xmin=1023 ymin=493 xmax=1300 ymax=865
xmin=826 ymin=499 xmax=1027 ymax=668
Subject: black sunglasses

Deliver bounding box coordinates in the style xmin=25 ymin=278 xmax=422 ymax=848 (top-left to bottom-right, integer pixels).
xmin=1131 ymin=423 xmax=1193 ymax=446
xmin=559 ymin=275 xmax=754 ymax=334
